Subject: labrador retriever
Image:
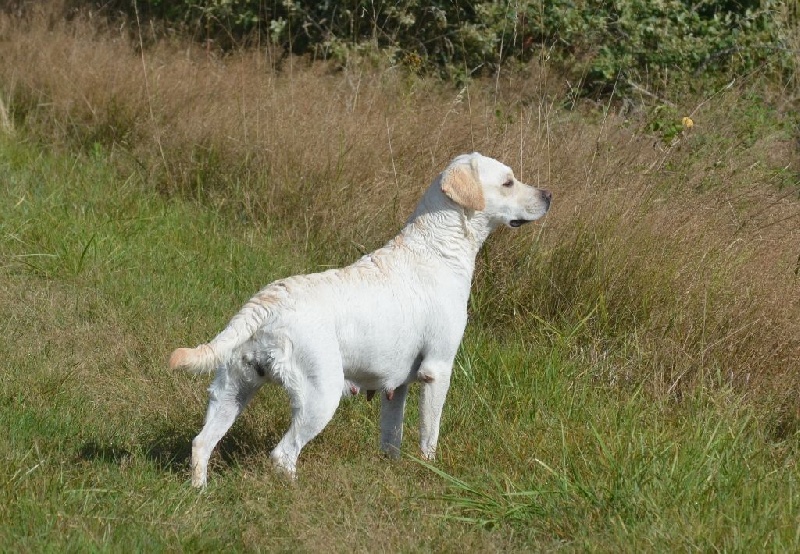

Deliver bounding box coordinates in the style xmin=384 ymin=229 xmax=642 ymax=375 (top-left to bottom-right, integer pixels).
xmin=170 ymin=152 xmax=551 ymax=486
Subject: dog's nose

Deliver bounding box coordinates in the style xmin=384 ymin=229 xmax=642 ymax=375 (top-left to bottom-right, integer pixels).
xmin=541 ymin=189 xmax=552 ymax=207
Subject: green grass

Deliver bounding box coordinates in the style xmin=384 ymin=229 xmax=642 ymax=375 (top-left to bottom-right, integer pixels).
xmin=438 ymin=341 xmax=800 ymax=550
xmin=2 ymin=136 xmax=799 ymax=551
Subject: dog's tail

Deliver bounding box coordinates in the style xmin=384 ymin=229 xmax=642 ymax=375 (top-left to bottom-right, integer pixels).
xmin=169 ymin=343 xmax=218 ymax=374
xmin=169 ymin=297 xmax=272 ymax=374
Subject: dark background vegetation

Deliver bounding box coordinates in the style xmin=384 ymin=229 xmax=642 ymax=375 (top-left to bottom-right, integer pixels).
xmin=14 ymin=0 xmax=795 ymax=91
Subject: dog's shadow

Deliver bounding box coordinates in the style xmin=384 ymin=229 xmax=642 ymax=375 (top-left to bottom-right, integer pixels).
xmin=77 ymin=440 xmax=134 ymax=465
xmin=77 ymin=422 xmax=283 ymax=478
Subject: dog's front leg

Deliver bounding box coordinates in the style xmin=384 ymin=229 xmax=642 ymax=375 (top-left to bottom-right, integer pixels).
xmin=417 ymin=365 xmax=452 ymax=461
xmin=379 ymin=383 xmax=409 ymax=458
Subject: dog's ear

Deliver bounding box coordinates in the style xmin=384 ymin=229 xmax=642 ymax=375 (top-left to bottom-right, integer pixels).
xmin=440 ymin=164 xmax=485 ymax=211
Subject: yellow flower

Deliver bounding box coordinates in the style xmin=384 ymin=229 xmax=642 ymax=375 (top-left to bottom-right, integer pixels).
xmin=682 ymin=116 xmax=694 ymax=129
xmin=403 ymin=52 xmax=423 ymax=73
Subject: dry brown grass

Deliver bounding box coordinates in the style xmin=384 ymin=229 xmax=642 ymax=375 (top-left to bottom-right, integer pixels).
xmin=1 ymin=7 xmax=798 ymax=424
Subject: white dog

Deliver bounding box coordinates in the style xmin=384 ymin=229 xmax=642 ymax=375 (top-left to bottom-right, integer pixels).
xmin=170 ymin=152 xmax=551 ymax=487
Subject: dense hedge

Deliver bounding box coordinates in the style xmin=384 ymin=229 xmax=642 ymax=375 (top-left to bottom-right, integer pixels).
xmin=67 ymin=1 xmax=795 ymax=92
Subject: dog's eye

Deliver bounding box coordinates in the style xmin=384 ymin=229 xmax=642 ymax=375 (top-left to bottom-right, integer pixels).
xmin=502 ymin=180 xmax=514 ymax=188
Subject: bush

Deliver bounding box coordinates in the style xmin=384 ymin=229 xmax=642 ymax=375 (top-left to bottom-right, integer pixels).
xmin=535 ymin=0 xmax=792 ymax=93
xmin=64 ymin=0 xmax=795 ymax=94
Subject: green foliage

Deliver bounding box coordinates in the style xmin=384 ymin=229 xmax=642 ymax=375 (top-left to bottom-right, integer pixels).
xmin=75 ymin=0 xmax=794 ymax=92
xmin=546 ymin=0 xmax=791 ymax=93
xmin=646 ymin=104 xmax=685 ymax=144
xmin=428 ymin=363 xmax=800 ymax=549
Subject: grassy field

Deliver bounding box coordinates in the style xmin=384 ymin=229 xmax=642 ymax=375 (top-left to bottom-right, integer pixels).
xmin=1 ymin=9 xmax=799 ymax=552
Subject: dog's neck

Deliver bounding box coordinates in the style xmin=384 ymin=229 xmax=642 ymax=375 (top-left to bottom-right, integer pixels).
xmin=394 ymin=187 xmax=496 ymax=278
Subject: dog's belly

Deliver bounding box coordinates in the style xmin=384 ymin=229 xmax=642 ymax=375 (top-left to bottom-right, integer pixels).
xmin=328 ymin=282 xmax=428 ymax=382
xmin=341 ymin=347 xmax=424 ymax=390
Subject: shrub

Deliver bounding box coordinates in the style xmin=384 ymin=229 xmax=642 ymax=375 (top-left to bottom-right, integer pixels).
xmin=60 ymin=0 xmax=796 ymax=94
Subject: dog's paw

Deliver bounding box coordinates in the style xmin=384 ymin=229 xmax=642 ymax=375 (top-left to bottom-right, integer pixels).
xmin=420 ymin=448 xmax=436 ymax=462
xmin=270 ymin=449 xmax=298 ymax=480
xmin=380 ymin=443 xmax=402 ymax=460
xmin=191 ymin=465 xmax=207 ymax=488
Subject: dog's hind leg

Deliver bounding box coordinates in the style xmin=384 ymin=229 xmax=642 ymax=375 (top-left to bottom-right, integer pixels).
xmin=191 ymin=369 xmax=260 ymax=487
xmin=270 ymin=369 xmax=343 ymax=479
xmin=379 ymin=383 xmax=409 ymax=458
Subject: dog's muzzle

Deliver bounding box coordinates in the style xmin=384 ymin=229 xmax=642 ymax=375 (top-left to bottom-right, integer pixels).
xmin=509 ymin=189 xmax=552 ymax=227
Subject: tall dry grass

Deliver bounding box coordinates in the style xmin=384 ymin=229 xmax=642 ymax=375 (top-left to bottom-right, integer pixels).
xmin=1 ymin=8 xmax=798 ymax=428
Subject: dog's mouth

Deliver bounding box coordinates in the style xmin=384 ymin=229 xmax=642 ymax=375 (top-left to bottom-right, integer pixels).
xmin=508 ymin=219 xmax=532 ymax=228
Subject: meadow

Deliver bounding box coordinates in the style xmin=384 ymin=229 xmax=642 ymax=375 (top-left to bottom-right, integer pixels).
xmin=1 ymin=8 xmax=799 ymax=551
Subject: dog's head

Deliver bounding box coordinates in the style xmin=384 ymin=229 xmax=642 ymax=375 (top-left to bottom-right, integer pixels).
xmin=440 ymin=152 xmax=551 ymax=229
